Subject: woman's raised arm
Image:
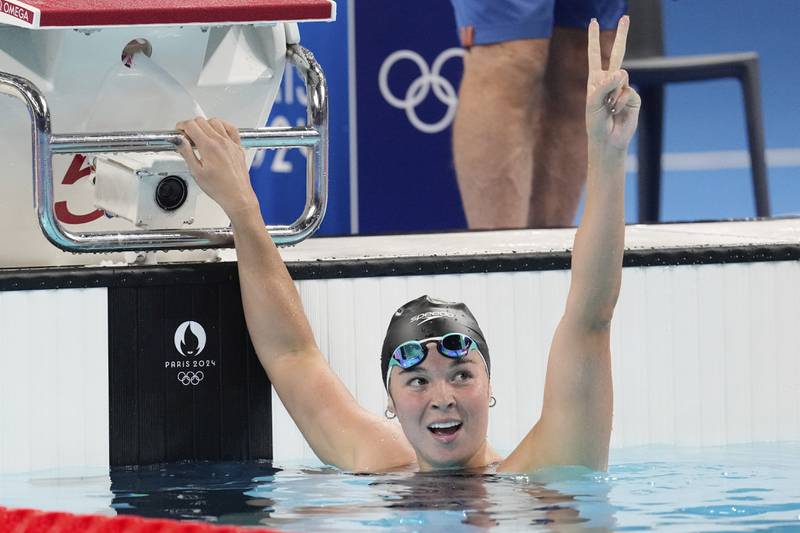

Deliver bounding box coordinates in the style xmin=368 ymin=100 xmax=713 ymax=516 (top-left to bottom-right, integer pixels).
xmin=175 ymin=118 xmax=415 ymax=472
xmin=500 ymin=16 xmax=640 ymax=473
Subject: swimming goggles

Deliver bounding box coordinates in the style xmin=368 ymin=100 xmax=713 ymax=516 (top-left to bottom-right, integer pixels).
xmin=389 ymin=332 xmax=476 ymax=370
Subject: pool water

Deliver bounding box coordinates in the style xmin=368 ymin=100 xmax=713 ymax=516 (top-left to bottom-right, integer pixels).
xmin=1 ymin=443 xmax=799 ymax=532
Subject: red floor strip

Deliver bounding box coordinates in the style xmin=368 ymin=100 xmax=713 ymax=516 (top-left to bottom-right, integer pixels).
xmin=0 ymin=506 xmax=285 ymax=533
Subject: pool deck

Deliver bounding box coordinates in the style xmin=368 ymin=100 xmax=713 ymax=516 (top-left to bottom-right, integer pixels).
xmin=259 ymin=218 xmax=800 ymax=264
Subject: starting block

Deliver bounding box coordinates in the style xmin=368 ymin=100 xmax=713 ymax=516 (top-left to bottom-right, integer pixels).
xmin=0 ymin=0 xmax=334 ymax=267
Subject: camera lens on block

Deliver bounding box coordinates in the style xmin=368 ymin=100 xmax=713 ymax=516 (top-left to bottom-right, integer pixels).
xmin=155 ymin=176 xmax=188 ymax=211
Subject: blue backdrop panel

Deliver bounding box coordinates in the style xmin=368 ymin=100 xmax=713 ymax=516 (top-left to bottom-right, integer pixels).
xmin=249 ymin=4 xmax=351 ymax=236
xmin=657 ymin=0 xmax=800 ymax=220
xmin=354 ymin=1 xmax=466 ymax=234
xmin=250 ymin=0 xmax=799 ymax=237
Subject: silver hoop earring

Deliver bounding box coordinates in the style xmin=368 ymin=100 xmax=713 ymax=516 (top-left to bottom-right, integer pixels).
xmin=384 ymin=408 xmax=396 ymax=419
xmin=489 ymin=396 xmax=496 ymax=408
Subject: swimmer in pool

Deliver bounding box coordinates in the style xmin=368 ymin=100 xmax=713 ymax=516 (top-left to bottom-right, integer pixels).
xmin=175 ymin=16 xmax=639 ymax=473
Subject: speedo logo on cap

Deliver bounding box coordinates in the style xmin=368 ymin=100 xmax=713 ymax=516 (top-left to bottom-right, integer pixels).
xmin=410 ymin=310 xmax=455 ymax=325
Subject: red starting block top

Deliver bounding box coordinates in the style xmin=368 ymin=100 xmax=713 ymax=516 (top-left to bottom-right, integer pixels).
xmin=0 ymin=0 xmax=335 ymax=29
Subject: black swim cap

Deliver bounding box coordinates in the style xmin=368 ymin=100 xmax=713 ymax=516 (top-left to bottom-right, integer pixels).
xmin=380 ymin=295 xmax=490 ymax=389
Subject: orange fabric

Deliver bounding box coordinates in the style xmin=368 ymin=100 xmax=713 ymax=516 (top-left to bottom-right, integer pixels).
xmin=459 ymin=25 xmax=475 ymax=47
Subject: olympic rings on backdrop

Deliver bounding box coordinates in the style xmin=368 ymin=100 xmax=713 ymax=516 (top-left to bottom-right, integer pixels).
xmin=378 ymin=48 xmax=465 ymax=134
xmin=177 ymin=371 xmax=204 ymax=386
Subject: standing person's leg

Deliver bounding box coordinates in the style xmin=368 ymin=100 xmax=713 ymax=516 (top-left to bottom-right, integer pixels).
xmin=450 ymin=0 xmax=554 ymax=229
xmin=528 ymin=1 xmax=627 ymax=228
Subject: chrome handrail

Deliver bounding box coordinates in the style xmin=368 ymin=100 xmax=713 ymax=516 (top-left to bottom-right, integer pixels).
xmin=0 ymin=43 xmax=328 ymax=252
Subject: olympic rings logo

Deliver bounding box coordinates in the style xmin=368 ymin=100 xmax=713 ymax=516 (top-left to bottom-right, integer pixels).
xmin=378 ymin=48 xmax=465 ymax=134
xmin=177 ymin=371 xmax=204 ymax=386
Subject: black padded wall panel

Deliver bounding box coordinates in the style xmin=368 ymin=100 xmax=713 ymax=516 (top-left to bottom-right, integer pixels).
xmin=108 ymin=270 xmax=271 ymax=466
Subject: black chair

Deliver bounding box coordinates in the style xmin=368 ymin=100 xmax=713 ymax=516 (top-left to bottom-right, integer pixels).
xmin=623 ymin=0 xmax=770 ymax=222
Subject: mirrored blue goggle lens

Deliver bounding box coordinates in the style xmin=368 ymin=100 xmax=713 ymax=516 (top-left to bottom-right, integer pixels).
xmin=439 ymin=333 xmax=474 ymax=357
xmin=392 ymin=341 xmax=425 ymax=368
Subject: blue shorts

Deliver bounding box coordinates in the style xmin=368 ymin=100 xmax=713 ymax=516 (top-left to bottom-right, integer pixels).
xmin=450 ymin=0 xmax=627 ymax=47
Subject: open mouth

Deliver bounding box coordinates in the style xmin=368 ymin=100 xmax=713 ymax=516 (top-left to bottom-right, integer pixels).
xmin=427 ymin=421 xmax=463 ymax=437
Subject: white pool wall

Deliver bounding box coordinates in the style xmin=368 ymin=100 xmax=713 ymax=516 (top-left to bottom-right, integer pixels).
xmin=1 ymin=220 xmax=799 ymax=473
xmin=0 ymin=289 xmax=108 ymax=474
xmin=273 ymin=260 xmax=800 ymax=462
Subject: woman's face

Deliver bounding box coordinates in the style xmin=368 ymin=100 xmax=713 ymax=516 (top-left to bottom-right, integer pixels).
xmin=388 ymin=343 xmax=492 ymax=470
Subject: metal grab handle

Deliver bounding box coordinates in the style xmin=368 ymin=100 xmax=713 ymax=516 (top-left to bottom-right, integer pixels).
xmin=0 ymin=44 xmax=328 ymax=252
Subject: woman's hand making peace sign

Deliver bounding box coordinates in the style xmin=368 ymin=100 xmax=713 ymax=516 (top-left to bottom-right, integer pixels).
xmin=586 ymin=16 xmax=641 ymax=153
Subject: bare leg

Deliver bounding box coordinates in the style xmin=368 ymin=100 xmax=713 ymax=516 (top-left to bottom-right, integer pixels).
xmin=528 ymin=27 xmax=617 ymax=228
xmin=453 ymin=39 xmax=549 ymax=229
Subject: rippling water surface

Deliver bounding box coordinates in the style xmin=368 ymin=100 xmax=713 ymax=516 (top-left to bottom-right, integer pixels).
xmin=1 ymin=443 xmax=799 ymax=531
